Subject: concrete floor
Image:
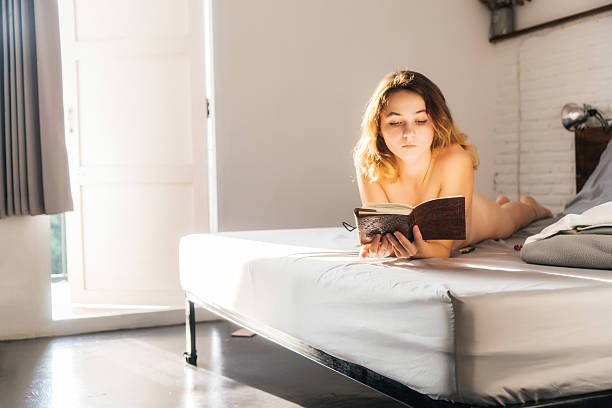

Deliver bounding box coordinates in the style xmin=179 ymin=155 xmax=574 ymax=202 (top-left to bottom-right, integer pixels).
xmin=0 ymin=320 xmax=405 ymax=407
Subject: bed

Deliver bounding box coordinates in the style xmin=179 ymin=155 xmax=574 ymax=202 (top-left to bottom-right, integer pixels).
xmin=179 ymin=127 xmax=612 ymax=407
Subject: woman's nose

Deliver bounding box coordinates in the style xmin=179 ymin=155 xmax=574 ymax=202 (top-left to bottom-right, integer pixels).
xmin=402 ymin=123 xmax=415 ymax=138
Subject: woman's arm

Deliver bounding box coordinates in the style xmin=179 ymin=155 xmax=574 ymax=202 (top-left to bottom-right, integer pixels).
xmin=355 ymin=171 xmax=394 ymax=258
xmin=356 ymin=170 xmax=388 ymax=204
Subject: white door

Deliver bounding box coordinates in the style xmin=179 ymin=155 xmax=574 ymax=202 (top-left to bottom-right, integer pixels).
xmin=59 ymin=0 xmax=208 ymax=307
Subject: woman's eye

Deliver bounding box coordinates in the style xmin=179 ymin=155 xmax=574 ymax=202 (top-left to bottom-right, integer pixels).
xmin=389 ymin=122 xmax=402 ymax=126
xmin=415 ymin=120 xmax=428 ymax=125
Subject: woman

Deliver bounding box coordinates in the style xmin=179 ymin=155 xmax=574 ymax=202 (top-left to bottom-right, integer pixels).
xmin=354 ymin=70 xmax=552 ymax=259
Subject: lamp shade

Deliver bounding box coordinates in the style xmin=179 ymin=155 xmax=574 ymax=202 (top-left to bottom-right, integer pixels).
xmin=561 ymin=103 xmax=587 ymax=131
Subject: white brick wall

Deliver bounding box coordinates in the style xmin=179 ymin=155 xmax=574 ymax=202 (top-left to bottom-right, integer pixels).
xmin=493 ymin=11 xmax=612 ymax=213
xmin=493 ymin=47 xmax=520 ymax=201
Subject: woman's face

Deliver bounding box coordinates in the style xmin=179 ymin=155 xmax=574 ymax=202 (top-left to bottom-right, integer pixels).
xmin=379 ymin=90 xmax=434 ymax=163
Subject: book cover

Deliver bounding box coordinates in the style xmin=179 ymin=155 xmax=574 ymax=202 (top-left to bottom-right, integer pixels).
xmin=354 ymin=196 xmax=466 ymax=245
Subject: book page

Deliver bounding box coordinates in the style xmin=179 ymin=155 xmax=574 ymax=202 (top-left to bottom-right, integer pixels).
xmin=360 ymin=202 xmax=414 ymax=215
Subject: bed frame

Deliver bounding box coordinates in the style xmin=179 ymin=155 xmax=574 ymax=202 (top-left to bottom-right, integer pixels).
xmin=184 ymin=295 xmax=612 ymax=408
xmin=183 ymin=126 xmax=612 ymax=407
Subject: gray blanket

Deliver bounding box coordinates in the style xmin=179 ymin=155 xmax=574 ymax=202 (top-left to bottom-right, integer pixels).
xmin=470 ymin=216 xmax=612 ymax=270
xmin=520 ymin=226 xmax=612 ymax=270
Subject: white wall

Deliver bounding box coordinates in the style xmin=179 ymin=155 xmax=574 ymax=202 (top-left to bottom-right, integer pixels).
xmin=492 ymin=8 xmax=612 ymax=213
xmin=0 ymin=216 xmax=51 ymax=339
xmin=0 ymin=214 xmax=212 ymax=340
xmin=213 ymin=0 xmax=498 ymax=231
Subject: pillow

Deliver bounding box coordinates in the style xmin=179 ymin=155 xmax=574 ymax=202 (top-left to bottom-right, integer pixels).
xmin=563 ymin=135 xmax=612 ymax=214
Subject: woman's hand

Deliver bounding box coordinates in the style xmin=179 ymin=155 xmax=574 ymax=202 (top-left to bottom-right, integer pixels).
xmin=387 ymin=225 xmax=452 ymax=259
xmin=359 ymin=233 xmax=394 ymax=259
xmin=386 ymin=225 xmax=425 ymax=259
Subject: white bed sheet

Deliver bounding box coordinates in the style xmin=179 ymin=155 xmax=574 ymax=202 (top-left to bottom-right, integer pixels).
xmin=179 ymin=227 xmax=612 ymax=406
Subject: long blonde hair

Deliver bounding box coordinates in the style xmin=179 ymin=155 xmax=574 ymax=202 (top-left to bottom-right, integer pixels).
xmin=354 ymin=70 xmax=479 ymax=183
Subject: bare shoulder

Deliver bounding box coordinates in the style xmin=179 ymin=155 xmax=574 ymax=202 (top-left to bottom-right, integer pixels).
xmin=435 ymin=144 xmax=472 ymax=173
xmin=355 ymin=168 xmax=389 ymax=204
xmin=435 ymin=145 xmax=474 ymax=206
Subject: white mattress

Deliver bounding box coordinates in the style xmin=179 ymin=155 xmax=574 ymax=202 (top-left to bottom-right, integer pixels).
xmin=179 ymin=227 xmax=612 ymax=406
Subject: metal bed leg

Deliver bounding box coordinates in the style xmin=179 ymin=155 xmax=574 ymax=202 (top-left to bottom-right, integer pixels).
xmin=184 ymin=298 xmax=197 ymax=366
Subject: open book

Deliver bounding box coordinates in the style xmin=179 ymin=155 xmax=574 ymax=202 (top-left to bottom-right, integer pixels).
xmin=354 ymin=196 xmax=466 ymax=245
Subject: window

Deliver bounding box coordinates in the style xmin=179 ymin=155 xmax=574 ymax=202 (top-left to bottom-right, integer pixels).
xmin=50 ymin=214 xmax=67 ymax=282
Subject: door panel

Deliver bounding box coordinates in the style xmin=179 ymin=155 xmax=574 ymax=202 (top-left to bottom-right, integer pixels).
xmin=77 ymin=57 xmax=193 ymax=167
xmin=80 ymin=184 xmax=194 ymax=293
xmin=74 ymin=0 xmax=189 ymax=41
xmin=60 ymin=0 xmax=207 ymax=307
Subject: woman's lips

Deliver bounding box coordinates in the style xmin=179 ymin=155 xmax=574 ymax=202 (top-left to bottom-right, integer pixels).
xmin=402 ymin=144 xmax=416 ymax=148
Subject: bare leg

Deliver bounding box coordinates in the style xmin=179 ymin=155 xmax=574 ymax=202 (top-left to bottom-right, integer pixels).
xmin=520 ymin=195 xmax=553 ymax=219
xmin=466 ymin=192 xmax=553 ymax=246
xmin=497 ymin=195 xmax=552 ymax=234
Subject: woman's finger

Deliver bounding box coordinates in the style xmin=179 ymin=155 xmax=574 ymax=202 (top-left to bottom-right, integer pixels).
xmin=412 ymin=225 xmax=425 ymax=250
xmin=381 ymin=235 xmax=393 ymax=257
xmin=393 ymin=231 xmax=418 ymax=256
xmin=392 ymin=246 xmax=400 ymax=257
xmin=370 ymin=234 xmax=382 ymax=257
xmin=377 ymin=235 xmax=392 ymax=258
xmin=371 ymin=234 xmax=381 ymax=248
xmin=383 ymin=236 xmax=394 ymax=257
xmin=362 ymin=234 xmax=381 ymax=258
xmin=376 ymin=236 xmax=386 ymax=258
xmin=386 ymin=233 xmax=409 ymax=258
xmin=359 ymin=245 xmax=369 ymax=258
